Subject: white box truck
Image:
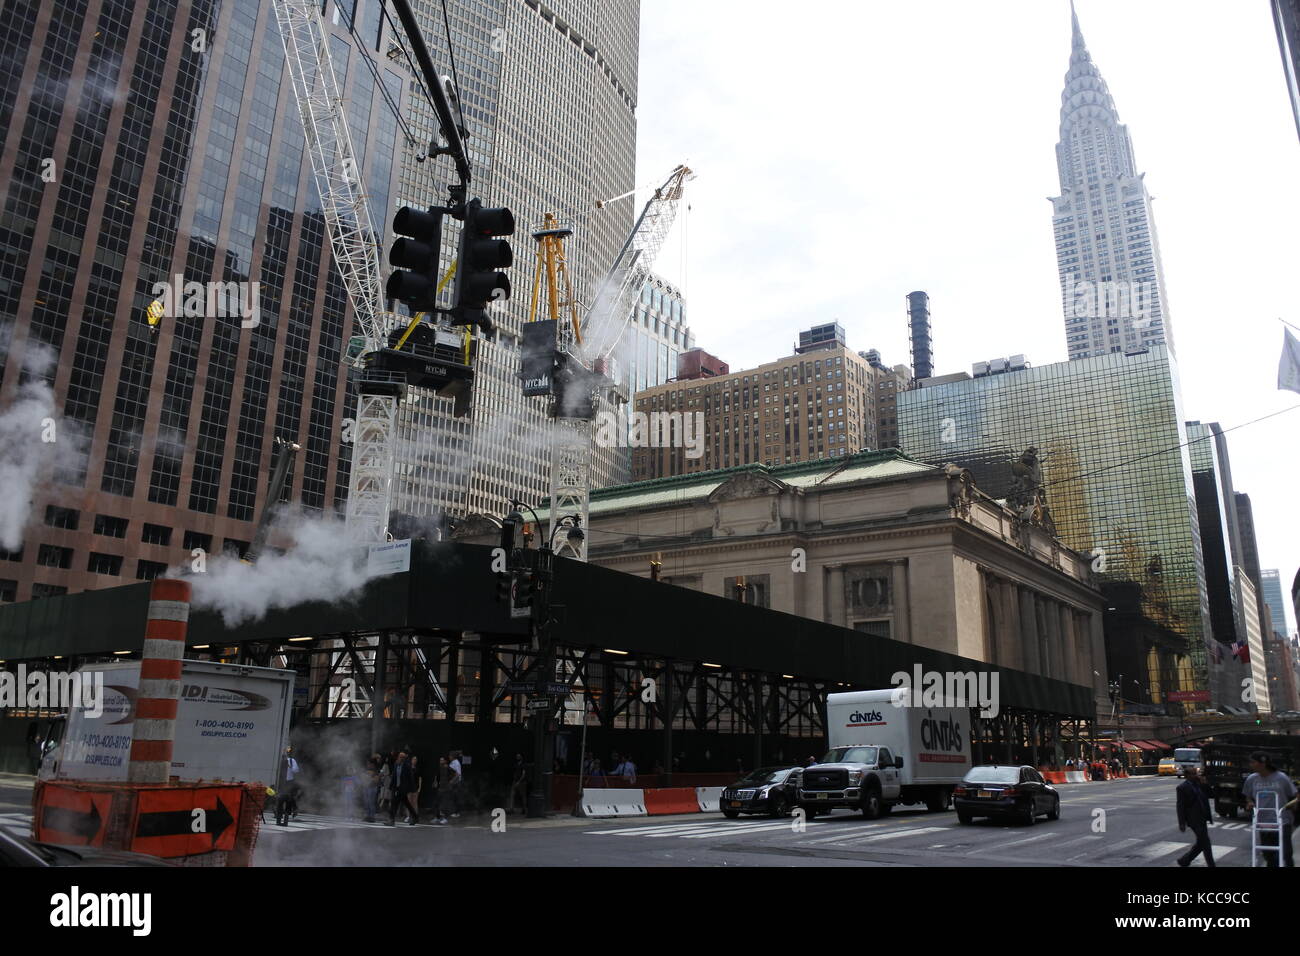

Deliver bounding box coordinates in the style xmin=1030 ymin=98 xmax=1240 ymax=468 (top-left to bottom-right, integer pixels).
xmin=39 ymin=659 xmax=294 ymax=787
xmin=799 ymin=688 xmax=972 ymax=818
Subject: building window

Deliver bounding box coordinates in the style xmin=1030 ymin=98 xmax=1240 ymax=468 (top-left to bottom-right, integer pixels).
xmin=142 ymin=524 xmax=172 ymax=546
xmin=31 ymin=584 xmax=68 ymax=600
xmin=852 ymin=620 xmax=891 ymax=639
xmin=726 ymin=573 xmax=770 ymax=608
xmin=224 ymin=538 xmax=250 ymax=559
xmin=94 ymin=515 xmax=129 ymax=538
xmin=37 ymin=545 xmax=73 ymax=570
xmin=0 ymin=547 xmax=23 ymax=562
xmin=0 ymin=579 xmax=16 ymax=602
xmin=44 ymin=506 xmax=80 ymax=530
xmin=183 ymin=531 xmax=213 ymax=553
xmin=137 ymin=560 xmax=168 ymax=581
xmin=87 ymin=552 xmax=124 ymax=576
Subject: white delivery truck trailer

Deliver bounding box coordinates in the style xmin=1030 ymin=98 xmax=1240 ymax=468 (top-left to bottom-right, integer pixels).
xmin=39 ymin=659 xmax=294 ymax=787
xmin=799 ymin=688 xmax=973 ymax=817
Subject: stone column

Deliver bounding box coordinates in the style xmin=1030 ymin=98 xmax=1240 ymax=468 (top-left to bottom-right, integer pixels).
xmin=825 ymin=564 xmax=846 ymax=627
xmin=890 ymin=558 xmax=911 ymax=644
xmin=1000 ymin=580 xmax=1022 ymax=670
xmin=1057 ymin=603 xmax=1076 ymax=685
xmin=1043 ymin=598 xmax=1061 ymax=681
xmin=1018 ymin=587 xmax=1041 ymax=675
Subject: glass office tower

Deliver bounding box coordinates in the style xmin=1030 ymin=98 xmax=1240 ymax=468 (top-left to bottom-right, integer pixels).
xmin=897 ymin=346 xmax=1213 ymax=709
xmin=0 ymin=0 xmax=402 ymax=600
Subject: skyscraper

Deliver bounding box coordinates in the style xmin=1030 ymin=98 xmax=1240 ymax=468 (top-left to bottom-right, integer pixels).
xmin=392 ymin=0 xmax=639 ymax=519
xmin=1053 ymin=4 xmax=1173 ymax=360
xmin=0 ymin=0 xmax=404 ymax=600
xmin=1261 ymin=569 xmax=1294 ymax=639
xmin=896 ymin=347 xmax=1213 ymax=709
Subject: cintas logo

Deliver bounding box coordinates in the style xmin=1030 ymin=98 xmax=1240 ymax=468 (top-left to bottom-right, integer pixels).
xmin=847 ymin=710 xmax=884 ymax=725
xmin=920 ymin=709 xmax=964 ymax=752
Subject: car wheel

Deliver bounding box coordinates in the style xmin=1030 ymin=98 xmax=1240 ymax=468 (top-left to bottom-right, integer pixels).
xmin=1021 ymin=801 xmax=1036 ymax=826
xmin=861 ymin=787 xmax=882 ymax=819
xmin=722 ymin=808 xmax=740 ymax=819
xmin=769 ymin=795 xmax=788 ymax=818
xmin=957 ymin=812 xmax=972 ymax=825
xmin=1047 ymin=797 xmax=1060 ymax=821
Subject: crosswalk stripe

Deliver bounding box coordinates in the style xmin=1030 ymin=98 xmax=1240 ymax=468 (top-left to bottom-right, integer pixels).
xmin=988 ymin=832 xmax=1055 ymax=850
xmin=814 ymin=825 xmax=949 ymax=847
xmin=1134 ymin=841 xmax=1236 ymax=861
xmin=680 ymin=821 xmax=797 ymax=839
xmin=585 ymin=818 xmax=787 ymax=836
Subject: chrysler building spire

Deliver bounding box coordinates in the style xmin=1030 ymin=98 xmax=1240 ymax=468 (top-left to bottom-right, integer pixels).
xmin=1051 ymin=2 xmax=1173 ymax=360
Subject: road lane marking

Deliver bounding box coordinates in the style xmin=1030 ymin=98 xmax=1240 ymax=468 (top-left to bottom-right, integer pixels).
xmin=1135 ymin=841 xmax=1237 ymax=862
xmin=814 ymin=825 xmax=950 ymax=847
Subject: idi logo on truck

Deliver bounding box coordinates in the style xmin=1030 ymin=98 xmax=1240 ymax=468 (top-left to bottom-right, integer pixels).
xmin=846 ymin=710 xmax=885 ymax=727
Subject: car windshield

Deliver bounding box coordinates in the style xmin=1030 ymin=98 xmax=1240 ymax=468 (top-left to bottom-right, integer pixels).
xmin=823 ymin=747 xmax=878 ymax=765
xmin=964 ymin=766 xmax=1020 ymax=785
xmin=1174 ymin=749 xmax=1201 ymax=762
xmin=736 ymin=768 xmax=787 ymax=785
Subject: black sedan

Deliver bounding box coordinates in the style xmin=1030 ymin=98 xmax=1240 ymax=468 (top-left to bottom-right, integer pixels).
xmin=952 ymin=765 xmax=1060 ymax=825
xmin=720 ymin=767 xmax=802 ymax=818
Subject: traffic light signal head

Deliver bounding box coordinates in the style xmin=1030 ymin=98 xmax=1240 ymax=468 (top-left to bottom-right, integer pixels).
xmin=454 ymin=199 xmax=514 ymax=334
xmin=495 ymin=571 xmax=512 ymax=604
xmin=387 ymin=206 xmax=445 ymax=311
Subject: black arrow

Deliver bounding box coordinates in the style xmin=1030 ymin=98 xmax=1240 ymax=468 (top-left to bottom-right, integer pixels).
xmin=135 ymin=795 xmax=235 ymax=845
xmin=41 ymin=802 xmax=102 ymax=844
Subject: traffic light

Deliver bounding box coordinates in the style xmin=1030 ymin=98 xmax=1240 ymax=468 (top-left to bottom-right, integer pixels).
xmin=495 ymin=571 xmax=512 ymax=604
xmin=454 ymin=199 xmax=514 ymax=334
xmin=511 ymin=570 xmax=535 ymax=619
xmin=386 ymin=206 xmax=446 ymax=311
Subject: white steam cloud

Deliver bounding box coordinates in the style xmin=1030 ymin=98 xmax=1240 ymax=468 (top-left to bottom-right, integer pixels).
xmin=0 ymin=345 xmax=89 ymax=551
xmin=178 ymin=511 xmax=377 ymax=627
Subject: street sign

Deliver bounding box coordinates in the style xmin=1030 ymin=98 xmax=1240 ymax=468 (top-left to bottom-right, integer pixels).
xmin=546 ymin=681 xmax=570 ymax=696
xmin=506 ymin=682 xmax=532 ymax=695
xmin=526 ymin=697 xmax=555 ymax=712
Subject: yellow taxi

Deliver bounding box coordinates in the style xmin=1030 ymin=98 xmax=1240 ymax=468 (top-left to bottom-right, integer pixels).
xmin=1158 ymin=757 xmax=1178 ymax=776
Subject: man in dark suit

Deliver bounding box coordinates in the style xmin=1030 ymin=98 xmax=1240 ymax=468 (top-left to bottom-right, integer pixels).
xmin=388 ymin=751 xmax=418 ymax=826
xmin=1176 ymin=766 xmax=1215 ymax=867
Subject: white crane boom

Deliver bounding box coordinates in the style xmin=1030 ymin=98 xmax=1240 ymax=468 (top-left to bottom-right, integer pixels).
xmin=273 ymin=0 xmax=397 ymax=544
xmin=549 ymin=165 xmax=693 ymax=560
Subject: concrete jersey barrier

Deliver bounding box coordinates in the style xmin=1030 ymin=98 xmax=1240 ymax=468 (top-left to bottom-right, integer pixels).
xmin=576 ymin=788 xmax=647 ymax=817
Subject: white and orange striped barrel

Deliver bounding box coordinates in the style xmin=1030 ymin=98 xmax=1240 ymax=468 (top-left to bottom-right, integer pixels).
xmin=127 ymin=578 xmax=191 ymax=783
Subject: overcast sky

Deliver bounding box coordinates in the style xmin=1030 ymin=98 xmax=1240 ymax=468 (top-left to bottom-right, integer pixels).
xmin=634 ymin=0 xmax=1300 ymax=631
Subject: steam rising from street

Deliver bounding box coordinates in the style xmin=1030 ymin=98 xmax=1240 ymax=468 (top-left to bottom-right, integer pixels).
xmin=179 ymin=512 xmax=376 ymax=626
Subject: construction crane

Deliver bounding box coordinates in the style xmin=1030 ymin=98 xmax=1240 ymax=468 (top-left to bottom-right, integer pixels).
xmin=272 ymin=0 xmax=484 ymax=546
xmin=535 ymin=165 xmax=694 ymax=561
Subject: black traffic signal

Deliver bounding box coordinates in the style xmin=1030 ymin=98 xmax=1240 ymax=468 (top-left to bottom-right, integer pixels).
xmin=511 ymin=570 xmax=535 ymax=619
xmin=386 ymin=206 xmax=446 ymax=311
xmin=495 ymin=571 xmax=512 ymax=604
xmin=454 ymin=199 xmax=514 ymax=334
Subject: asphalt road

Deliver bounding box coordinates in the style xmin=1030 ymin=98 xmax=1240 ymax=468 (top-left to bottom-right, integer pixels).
xmin=0 ymin=775 xmax=1271 ymax=867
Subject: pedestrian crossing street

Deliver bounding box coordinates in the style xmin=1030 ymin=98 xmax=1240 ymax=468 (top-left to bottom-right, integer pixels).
xmin=582 ymin=814 xmax=1248 ymax=865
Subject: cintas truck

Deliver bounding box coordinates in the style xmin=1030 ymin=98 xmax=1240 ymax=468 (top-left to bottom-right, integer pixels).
xmin=39 ymin=659 xmax=294 ymax=787
xmin=800 ymin=688 xmax=972 ymax=818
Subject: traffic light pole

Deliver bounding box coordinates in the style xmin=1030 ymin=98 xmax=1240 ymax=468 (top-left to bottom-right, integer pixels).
xmin=527 ymin=546 xmax=556 ymax=818
xmin=389 ymin=0 xmax=471 ymax=186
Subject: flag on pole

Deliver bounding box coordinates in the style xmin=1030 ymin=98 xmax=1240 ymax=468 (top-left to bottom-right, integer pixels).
xmin=1280 ymin=326 xmax=1300 ymax=395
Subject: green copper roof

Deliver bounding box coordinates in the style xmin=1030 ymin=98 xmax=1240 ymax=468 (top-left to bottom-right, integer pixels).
xmin=538 ymin=449 xmax=941 ymax=518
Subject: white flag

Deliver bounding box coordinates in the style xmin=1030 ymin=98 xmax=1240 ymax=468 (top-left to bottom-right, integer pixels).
xmin=1280 ymin=327 xmax=1300 ymax=395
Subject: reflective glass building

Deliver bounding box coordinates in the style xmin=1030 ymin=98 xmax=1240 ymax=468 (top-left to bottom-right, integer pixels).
xmin=0 ymin=0 xmax=403 ymax=600
xmin=896 ymin=346 xmax=1213 ymax=709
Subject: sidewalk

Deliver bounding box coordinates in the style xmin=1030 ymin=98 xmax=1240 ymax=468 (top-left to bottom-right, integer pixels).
xmin=0 ymin=772 xmax=35 ymax=790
